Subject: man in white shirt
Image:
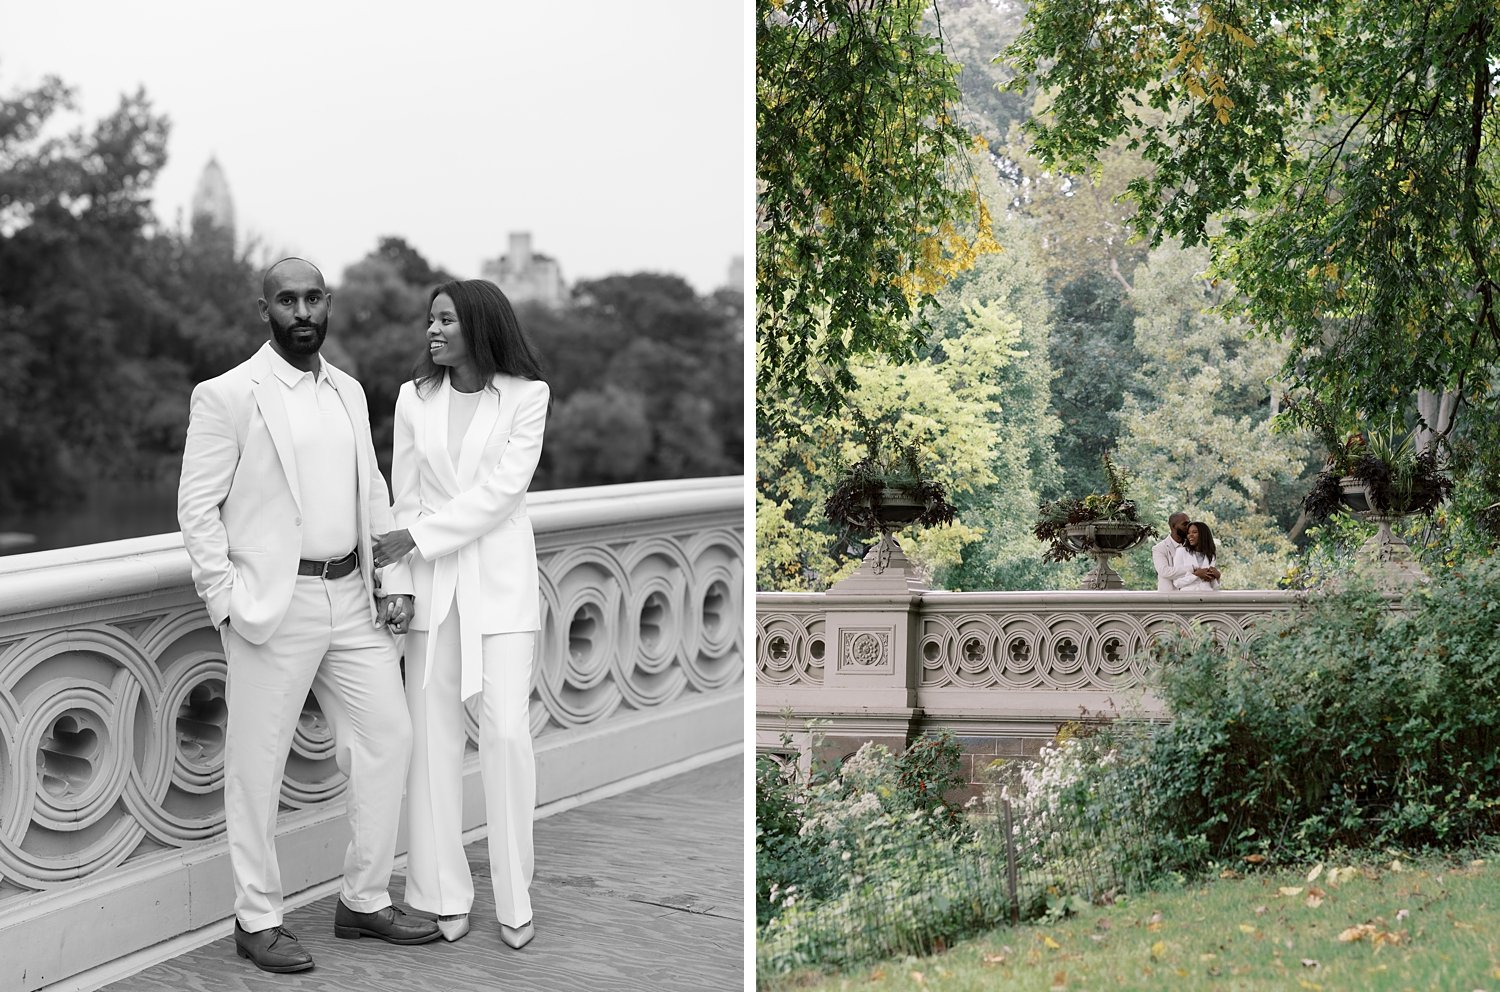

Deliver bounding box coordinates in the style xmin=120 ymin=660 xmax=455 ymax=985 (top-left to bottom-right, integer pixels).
xmin=1153 ymin=511 xmax=1220 ymax=591
xmin=178 ymin=258 xmax=440 ymax=973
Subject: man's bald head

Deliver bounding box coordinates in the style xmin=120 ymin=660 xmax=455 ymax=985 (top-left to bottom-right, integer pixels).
xmin=262 ymin=256 xmax=326 ymax=298
xmin=259 ymin=257 xmax=332 ymax=369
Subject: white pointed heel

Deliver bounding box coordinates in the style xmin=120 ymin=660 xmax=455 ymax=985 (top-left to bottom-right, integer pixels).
xmin=437 ymin=914 xmax=470 ymax=942
xmin=499 ymin=920 xmax=534 ymax=949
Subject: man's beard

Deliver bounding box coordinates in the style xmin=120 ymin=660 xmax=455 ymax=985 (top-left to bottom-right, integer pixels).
xmin=270 ymin=313 xmax=328 ymax=355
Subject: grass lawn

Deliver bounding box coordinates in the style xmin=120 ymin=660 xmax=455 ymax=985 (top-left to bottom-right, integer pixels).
xmin=763 ymin=857 xmax=1500 ymax=991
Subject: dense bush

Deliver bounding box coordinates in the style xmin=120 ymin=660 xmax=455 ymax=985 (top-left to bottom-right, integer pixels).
xmin=756 ymin=732 xmax=969 ymax=928
xmin=756 ymin=732 xmax=1012 ymax=976
xmin=1143 ymin=559 xmax=1500 ymax=864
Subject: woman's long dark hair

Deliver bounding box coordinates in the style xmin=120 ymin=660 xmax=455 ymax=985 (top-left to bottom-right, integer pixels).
xmin=413 ymin=279 xmax=546 ymax=396
xmin=1189 ymin=521 xmax=1217 ymax=563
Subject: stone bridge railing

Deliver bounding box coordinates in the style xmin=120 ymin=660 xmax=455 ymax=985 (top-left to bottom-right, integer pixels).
xmin=755 ymin=544 xmax=1308 ymax=781
xmin=0 ymin=477 xmax=742 ymax=992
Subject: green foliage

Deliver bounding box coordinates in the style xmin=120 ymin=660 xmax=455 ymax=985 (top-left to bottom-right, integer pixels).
xmin=1143 ymin=565 xmax=1500 ymax=864
xmin=1005 ymin=0 xmax=1500 ymax=489
xmin=1033 ymin=453 xmax=1154 ymax=563
xmin=756 ymin=732 xmax=1013 ymax=978
xmin=1113 ymin=242 xmax=1315 ymax=587
xmin=757 ymin=0 xmax=998 ymax=416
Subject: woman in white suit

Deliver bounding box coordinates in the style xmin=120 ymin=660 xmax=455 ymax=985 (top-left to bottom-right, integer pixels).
xmin=1171 ymin=521 xmax=1221 ymax=591
xmin=373 ymin=279 xmax=549 ymax=948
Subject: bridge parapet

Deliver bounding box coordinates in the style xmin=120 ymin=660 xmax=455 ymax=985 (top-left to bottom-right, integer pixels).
xmin=0 ymin=477 xmax=742 ymax=992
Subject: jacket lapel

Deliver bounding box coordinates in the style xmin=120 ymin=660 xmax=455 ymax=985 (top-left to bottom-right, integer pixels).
xmin=454 ymin=378 xmax=502 ymax=488
xmin=327 ymin=363 xmax=370 ymax=543
xmin=426 ymin=377 xmax=461 ymax=494
xmin=250 ymin=352 xmax=302 ymax=512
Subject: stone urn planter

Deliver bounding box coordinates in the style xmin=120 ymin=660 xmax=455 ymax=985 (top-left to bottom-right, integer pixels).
xmin=1062 ymin=520 xmax=1152 ymax=590
xmin=1337 ymin=477 xmax=1428 ymax=588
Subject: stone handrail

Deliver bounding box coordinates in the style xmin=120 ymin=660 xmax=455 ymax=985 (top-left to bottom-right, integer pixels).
xmin=0 ymin=477 xmax=743 ymax=991
xmin=756 ymin=576 xmax=1309 ymax=761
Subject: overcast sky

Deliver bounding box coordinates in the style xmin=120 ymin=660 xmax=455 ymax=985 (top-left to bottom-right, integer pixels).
xmin=3 ymin=0 xmax=745 ymax=296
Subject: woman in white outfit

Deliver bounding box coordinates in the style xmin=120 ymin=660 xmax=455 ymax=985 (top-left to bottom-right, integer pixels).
xmin=373 ymin=279 xmax=550 ymax=948
xmin=1171 ymin=521 xmax=1221 ymax=591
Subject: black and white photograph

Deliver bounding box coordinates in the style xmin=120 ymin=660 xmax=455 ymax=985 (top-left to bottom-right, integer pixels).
xmin=0 ymin=3 xmax=745 ymax=990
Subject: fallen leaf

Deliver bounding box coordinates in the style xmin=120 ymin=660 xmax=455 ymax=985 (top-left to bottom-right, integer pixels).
xmin=1043 ymin=935 xmax=1062 ymax=950
xmin=1244 ymin=853 xmax=1267 ymax=864
xmin=1088 ymin=933 xmax=1107 ymax=943
xmin=1307 ymin=863 xmax=1325 ymax=882
xmin=1239 ymin=923 xmax=1258 ymax=934
xmin=1390 ymin=859 xmax=1404 ymax=873
xmin=1339 ymin=924 xmax=1376 ymax=943
xmin=1305 ymin=893 xmax=1324 ymax=909
xmin=1200 ymin=953 xmax=1217 ymax=963
xmin=1220 ymin=868 xmax=1242 ymax=879
xmin=1151 ymin=940 xmax=1166 ymax=959
xmin=1297 ymin=980 xmax=1323 ymax=991
xmin=1050 ymin=970 xmax=1067 ymax=991
xmin=910 ymin=971 xmax=926 ymax=985
xmin=1469 ymin=859 xmax=1486 ymax=867
xmin=1395 ymin=909 xmax=1409 ymax=923
xmin=1301 ymin=958 xmax=1320 ymax=968
xmin=1279 ymin=886 xmax=1305 ymax=897
xmin=981 ymin=954 xmax=1007 ymax=966
xmin=1254 ymin=904 xmax=1269 ymax=915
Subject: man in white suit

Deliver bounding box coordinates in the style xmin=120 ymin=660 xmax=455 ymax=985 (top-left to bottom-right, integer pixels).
xmin=178 ymin=257 xmax=439 ymax=973
xmin=1153 ymin=511 xmax=1221 ymax=590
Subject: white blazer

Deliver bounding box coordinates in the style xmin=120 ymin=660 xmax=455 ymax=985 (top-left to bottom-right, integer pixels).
xmin=391 ymin=373 xmax=550 ymax=699
xmin=177 ymin=343 xmax=410 ymax=644
xmin=1152 ymin=536 xmax=1188 ymax=592
xmin=1171 ymin=545 xmax=1220 ymax=591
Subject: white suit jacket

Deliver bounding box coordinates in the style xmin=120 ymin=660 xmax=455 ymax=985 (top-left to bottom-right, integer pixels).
xmin=1171 ymin=546 xmax=1220 ymax=591
xmin=177 ymin=343 xmax=411 ymax=644
xmin=1152 ymin=536 xmax=1188 ymax=592
xmin=391 ymin=373 xmax=550 ymax=699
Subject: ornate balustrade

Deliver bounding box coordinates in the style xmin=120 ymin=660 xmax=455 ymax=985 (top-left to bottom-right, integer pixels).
xmin=0 ymin=477 xmax=742 ymax=991
xmin=756 ymin=547 xmax=1307 ymax=776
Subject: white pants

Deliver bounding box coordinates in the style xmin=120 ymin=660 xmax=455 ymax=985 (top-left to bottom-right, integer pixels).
xmin=404 ymin=620 xmax=537 ymax=927
xmin=221 ymin=570 xmax=410 ymax=932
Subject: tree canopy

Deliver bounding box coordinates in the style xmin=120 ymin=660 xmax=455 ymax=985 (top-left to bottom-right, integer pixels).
xmin=757 ymin=0 xmax=1000 ymax=415
xmin=1006 ymin=0 xmax=1499 ymax=435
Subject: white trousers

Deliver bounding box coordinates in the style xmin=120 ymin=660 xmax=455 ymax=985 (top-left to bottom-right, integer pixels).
xmin=404 ymin=620 xmax=536 ymax=927
xmin=221 ymin=571 xmax=410 ymax=932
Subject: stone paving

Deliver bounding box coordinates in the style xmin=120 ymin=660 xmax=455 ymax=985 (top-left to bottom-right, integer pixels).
xmin=99 ymin=757 xmax=744 ymax=992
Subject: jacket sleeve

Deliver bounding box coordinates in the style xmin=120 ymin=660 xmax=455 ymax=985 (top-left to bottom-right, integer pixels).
xmin=177 ymin=381 xmax=237 ymax=626
xmin=1155 ymin=540 xmax=1190 ymax=587
xmin=1170 ymin=547 xmax=1201 ymax=589
xmin=378 ymin=384 xmax=418 ymax=595
xmin=409 ymin=380 xmax=549 ymax=561
xmin=367 ymin=385 xmax=411 ymax=597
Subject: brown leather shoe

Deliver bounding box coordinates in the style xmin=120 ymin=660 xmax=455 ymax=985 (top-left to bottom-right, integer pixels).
xmin=333 ymin=900 xmax=442 ymax=944
xmin=234 ymin=921 xmax=314 ymax=973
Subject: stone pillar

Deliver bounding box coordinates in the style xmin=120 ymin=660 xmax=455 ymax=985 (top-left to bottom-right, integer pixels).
xmin=811 ymin=537 xmax=926 ymax=769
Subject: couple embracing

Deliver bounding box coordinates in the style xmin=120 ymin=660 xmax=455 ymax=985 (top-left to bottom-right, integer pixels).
xmin=177 ymin=258 xmax=547 ymax=973
xmin=1153 ymin=511 xmax=1222 ymax=592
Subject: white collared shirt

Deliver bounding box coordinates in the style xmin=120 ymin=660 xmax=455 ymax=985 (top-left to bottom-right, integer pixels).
xmin=266 ymin=347 xmax=357 ymax=560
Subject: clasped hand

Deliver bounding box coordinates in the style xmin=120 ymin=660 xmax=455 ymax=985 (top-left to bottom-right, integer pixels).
xmin=374 ymin=529 xmax=418 ymax=633
xmin=373 ymin=529 xmax=416 ymax=567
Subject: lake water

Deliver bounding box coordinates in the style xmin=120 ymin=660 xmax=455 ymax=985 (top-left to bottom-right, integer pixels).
xmin=0 ymin=480 xmax=181 ymax=557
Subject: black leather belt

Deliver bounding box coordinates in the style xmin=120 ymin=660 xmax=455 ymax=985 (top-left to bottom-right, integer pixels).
xmin=297 ymin=550 xmax=358 ymax=580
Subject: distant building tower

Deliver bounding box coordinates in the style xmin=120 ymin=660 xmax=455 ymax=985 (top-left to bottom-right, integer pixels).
xmin=481 ymin=232 xmax=567 ymax=308
xmin=190 ymin=156 xmax=236 ymax=249
xmin=723 ymin=254 xmax=744 ymax=292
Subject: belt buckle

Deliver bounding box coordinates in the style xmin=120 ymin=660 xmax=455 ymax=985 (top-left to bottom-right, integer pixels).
xmin=321 ymin=557 xmax=336 ymax=579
